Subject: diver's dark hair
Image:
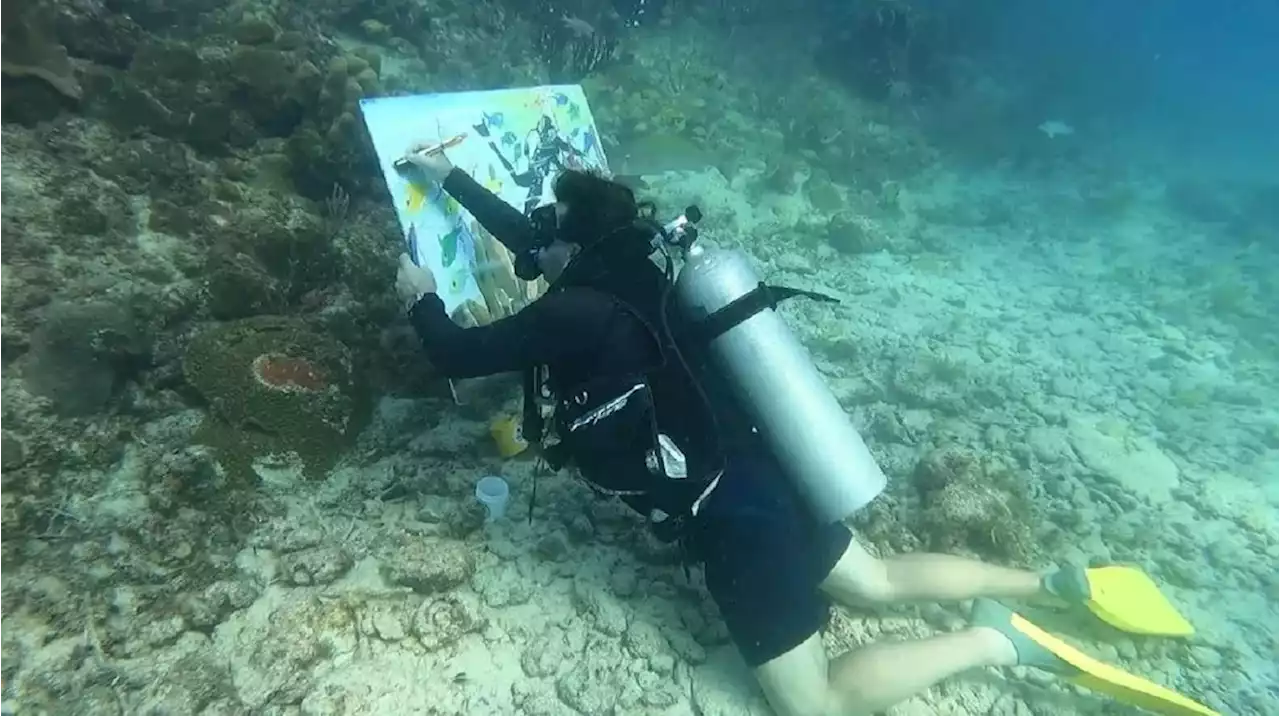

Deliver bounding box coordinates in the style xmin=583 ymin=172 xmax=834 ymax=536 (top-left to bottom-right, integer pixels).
xmin=552 ymin=169 xmax=656 ymax=246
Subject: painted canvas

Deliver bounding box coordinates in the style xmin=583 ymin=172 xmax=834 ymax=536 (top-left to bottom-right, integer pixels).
xmin=359 ymin=85 xmax=611 ymax=326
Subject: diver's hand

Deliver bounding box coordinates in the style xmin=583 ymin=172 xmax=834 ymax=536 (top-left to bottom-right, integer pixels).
xmin=403 ymin=143 xmax=455 ymax=183
xmin=396 ymin=253 xmax=437 ymax=311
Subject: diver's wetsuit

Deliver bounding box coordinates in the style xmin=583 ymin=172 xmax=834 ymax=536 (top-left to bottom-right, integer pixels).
xmin=407 ymin=168 xmax=852 ymax=668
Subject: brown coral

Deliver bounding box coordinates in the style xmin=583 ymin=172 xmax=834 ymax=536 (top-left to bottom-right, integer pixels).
xmin=912 ymin=446 xmax=1039 ymax=565
xmin=183 ymin=316 xmax=366 ymax=480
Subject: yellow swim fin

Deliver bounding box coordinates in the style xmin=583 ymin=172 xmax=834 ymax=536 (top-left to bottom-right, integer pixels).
xmin=1008 ymin=611 xmax=1219 ymax=716
xmin=1044 ymin=565 xmax=1194 ymax=637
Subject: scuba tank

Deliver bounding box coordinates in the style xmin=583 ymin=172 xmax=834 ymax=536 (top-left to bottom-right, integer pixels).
xmin=510 ymin=200 xmax=887 ymax=526
xmin=661 ymin=213 xmax=887 ymax=525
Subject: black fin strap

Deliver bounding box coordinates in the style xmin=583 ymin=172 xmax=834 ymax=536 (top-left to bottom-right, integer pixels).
xmin=695 ymin=282 xmax=839 ymax=344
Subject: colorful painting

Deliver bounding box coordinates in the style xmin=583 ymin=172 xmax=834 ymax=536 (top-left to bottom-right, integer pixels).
xmin=358 ymin=85 xmax=611 ymax=323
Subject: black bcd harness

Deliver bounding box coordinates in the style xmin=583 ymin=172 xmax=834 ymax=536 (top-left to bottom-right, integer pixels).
xmin=520 ymin=279 xmax=839 ymax=535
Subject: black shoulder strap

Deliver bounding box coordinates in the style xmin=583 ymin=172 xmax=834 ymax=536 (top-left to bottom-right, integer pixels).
xmin=685 ymin=282 xmax=839 ymax=345
xmin=518 ymin=290 xmax=659 ymax=445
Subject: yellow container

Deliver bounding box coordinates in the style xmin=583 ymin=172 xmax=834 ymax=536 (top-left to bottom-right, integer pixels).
xmin=489 ymin=414 xmax=529 ymax=458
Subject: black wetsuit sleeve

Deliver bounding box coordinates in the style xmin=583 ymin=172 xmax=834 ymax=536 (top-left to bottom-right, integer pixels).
xmin=441 ymin=168 xmax=536 ymax=254
xmin=406 ymin=290 xmax=601 ymax=379
xmin=620 ymin=494 xmax=654 ymax=516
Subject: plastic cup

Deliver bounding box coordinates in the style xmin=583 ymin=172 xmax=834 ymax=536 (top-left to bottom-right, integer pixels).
xmin=474 ymin=475 xmax=510 ymax=522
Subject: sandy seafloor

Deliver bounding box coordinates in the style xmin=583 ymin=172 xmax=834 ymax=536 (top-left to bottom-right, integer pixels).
xmin=4 ymin=156 xmax=1278 ymax=716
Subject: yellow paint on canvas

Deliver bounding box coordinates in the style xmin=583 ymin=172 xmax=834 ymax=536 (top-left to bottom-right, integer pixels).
xmin=405 ymin=181 xmax=429 ymax=213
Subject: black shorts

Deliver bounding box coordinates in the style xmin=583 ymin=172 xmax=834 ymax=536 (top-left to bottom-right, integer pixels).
xmin=691 ymin=455 xmax=853 ymax=668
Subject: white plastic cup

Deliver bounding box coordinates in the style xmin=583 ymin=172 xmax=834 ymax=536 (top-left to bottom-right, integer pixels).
xmin=474 ymin=475 xmax=510 ymax=522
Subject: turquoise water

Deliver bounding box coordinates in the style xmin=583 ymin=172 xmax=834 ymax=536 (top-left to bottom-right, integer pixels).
xmin=1 ymin=1 xmax=1275 ymax=714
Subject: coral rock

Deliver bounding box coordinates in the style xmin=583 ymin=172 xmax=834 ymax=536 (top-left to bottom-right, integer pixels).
xmin=233 ymin=597 xmax=356 ymax=708
xmin=1067 ymin=415 xmax=1180 ymax=504
xmin=21 ymin=301 xmax=148 ymax=416
xmin=554 ymin=633 xmax=629 ymax=714
xmin=379 ymin=538 xmax=475 ymax=595
xmin=2 ymin=431 xmax=28 ymax=470
xmin=278 ymin=546 xmax=353 ymax=586
xmin=183 ymin=316 xmax=366 ymax=480
xmin=1 ymin=3 xmax=81 ymax=101
xmin=411 ymin=593 xmax=485 ymax=652
xmin=912 ymin=447 xmax=1038 ymax=564
xmin=205 ymin=253 xmax=283 ymax=320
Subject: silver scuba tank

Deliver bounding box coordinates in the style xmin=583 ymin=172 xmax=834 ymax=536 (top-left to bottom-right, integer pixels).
xmin=672 ymin=243 xmax=887 ymax=524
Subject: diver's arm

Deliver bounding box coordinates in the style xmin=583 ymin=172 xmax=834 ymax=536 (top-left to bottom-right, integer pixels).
xmin=441 ymin=168 xmax=537 ymax=254
xmin=406 ymin=289 xmax=603 ymax=379
xmin=619 ymin=494 xmax=654 ymax=516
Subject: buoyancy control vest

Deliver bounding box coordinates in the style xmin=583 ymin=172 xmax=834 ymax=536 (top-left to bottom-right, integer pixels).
xmin=521 ymin=239 xmax=726 ymax=533
xmin=523 ymin=209 xmax=889 ymax=529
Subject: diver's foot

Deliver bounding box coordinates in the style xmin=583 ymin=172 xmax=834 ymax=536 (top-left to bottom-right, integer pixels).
xmin=970 ymin=599 xmax=1073 ymax=674
xmin=971 ymin=625 xmax=1019 ymax=667
xmin=1040 ymin=564 xmax=1091 ymax=603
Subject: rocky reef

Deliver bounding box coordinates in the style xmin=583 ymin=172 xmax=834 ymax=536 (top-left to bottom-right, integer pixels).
xmin=2 ymin=0 xmax=1276 ymax=714
xmin=911 ymin=446 xmax=1039 ymax=564
xmin=183 ymin=316 xmax=369 ymax=481
xmin=2 ymin=2 xmax=85 ymax=107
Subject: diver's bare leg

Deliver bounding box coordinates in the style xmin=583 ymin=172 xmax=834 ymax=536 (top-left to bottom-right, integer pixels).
xmin=821 ymin=535 xmax=1042 ymax=606
xmin=755 ymin=628 xmax=1016 ymax=716
xmin=757 ymin=534 xmax=1038 ymax=714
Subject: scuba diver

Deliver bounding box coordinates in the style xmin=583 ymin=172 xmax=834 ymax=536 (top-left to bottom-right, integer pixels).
xmin=392 ymin=144 xmax=1207 ymax=716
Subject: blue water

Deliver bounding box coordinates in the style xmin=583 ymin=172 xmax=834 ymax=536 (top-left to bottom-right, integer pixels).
xmin=984 ymin=0 xmax=1277 ymax=177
